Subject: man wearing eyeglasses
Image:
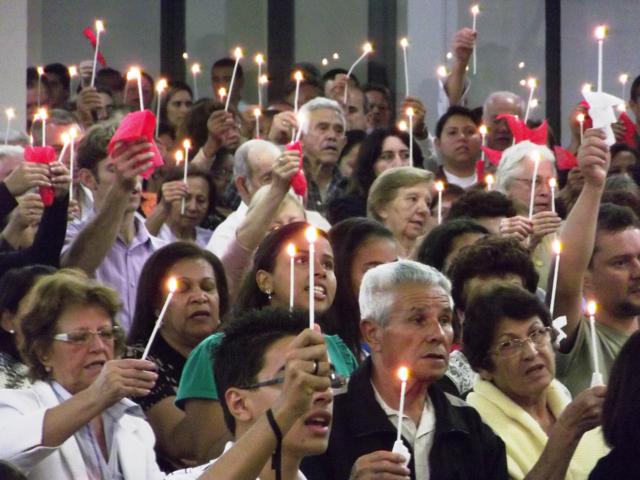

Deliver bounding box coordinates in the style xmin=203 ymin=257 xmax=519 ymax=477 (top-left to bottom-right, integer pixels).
xmin=167 ymin=307 xmax=335 ymax=480
xmin=302 ymin=260 xmax=508 ymax=480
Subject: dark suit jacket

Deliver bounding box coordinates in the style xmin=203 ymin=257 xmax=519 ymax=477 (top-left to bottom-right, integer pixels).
xmin=302 ymin=357 xmax=508 ymax=480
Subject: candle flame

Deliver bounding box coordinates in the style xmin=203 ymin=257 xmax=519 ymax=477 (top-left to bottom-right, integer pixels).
xmin=255 ymin=53 xmax=264 ymax=64
xmin=400 ymin=37 xmax=409 ymax=48
xmin=581 ymin=83 xmax=592 ymax=94
xmin=530 ymin=98 xmax=539 ymax=108
xmin=332 ymin=52 xmax=340 ymax=60
xmin=552 ymin=239 xmax=562 ymax=255
xmin=5 ymin=108 xmax=15 ymax=119
xmin=587 ymin=300 xmax=597 ymax=316
xmin=294 ymin=70 xmax=304 ymax=82
xmin=435 ymin=180 xmax=445 ymax=192
xmin=363 ymin=42 xmax=373 ymax=53
xmin=174 ymin=150 xmax=184 ymax=164
xmin=304 ymin=226 xmax=318 ymax=243
xmin=233 ymin=47 xmax=243 ymax=59
xmin=182 ymin=52 xmax=189 ymax=60
xmin=61 ymin=132 xmax=70 ymax=144
xmin=321 ymin=58 xmax=328 ymax=66
xmin=95 ymin=19 xmax=104 ymax=32
xmin=191 ymin=63 xmax=201 ymax=74
xmin=518 ymin=61 xmax=525 ymax=69
xmin=479 ymin=124 xmax=488 ymax=135
xmin=286 ymin=243 xmax=296 ymax=257
xmin=259 ymin=74 xmax=269 ymax=85
xmin=127 ymin=67 xmax=141 ymax=80
xmin=398 ymin=120 xmax=408 ymax=132
xmin=156 ymin=78 xmax=168 ymax=93
xmin=527 ymin=77 xmax=537 ymax=89
xmin=182 ymin=139 xmax=191 ymax=150
xmin=397 ymin=366 xmax=409 ymax=382
xmin=68 ymin=126 xmax=78 ymax=138
xmin=531 ymin=151 xmax=541 ymax=164
xmin=68 ymin=65 xmax=78 ymax=77
xmin=37 ymin=107 xmax=48 ymax=120
xmin=37 ymin=66 xmax=44 ymax=76
xmin=471 ymin=4 xmax=480 ymax=15
xmin=436 ymin=65 xmax=448 ymax=78
xmin=485 ymin=174 xmax=494 ymax=185
xmin=619 ymin=73 xmax=629 ymax=85
xmin=446 ymin=51 xmax=453 ymax=60
xmin=406 ymin=107 xmax=415 ymax=117
xmin=616 ymin=103 xmax=627 ymax=113
xmin=253 ymin=108 xmax=261 ymax=117
xmin=167 ymin=277 xmax=178 ymax=293
xmin=594 ymin=25 xmax=607 ymax=40
xmin=549 ymin=177 xmax=557 ymax=189
xmin=577 ymin=113 xmax=585 ymax=123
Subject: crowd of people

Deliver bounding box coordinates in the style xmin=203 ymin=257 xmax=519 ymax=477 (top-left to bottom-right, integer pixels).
xmin=0 ymin=20 xmax=639 ymax=480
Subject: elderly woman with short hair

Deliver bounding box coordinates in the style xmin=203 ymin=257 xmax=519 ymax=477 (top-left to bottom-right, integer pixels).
xmin=0 ymin=270 xmax=163 ymax=479
xmin=367 ymin=166 xmax=435 ymax=258
xmin=463 ymin=283 xmax=608 ymax=480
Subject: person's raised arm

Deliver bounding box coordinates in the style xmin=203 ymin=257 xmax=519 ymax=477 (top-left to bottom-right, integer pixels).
xmin=1 ymin=161 xmax=51 ymax=217
xmin=445 ymin=28 xmax=475 ymax=106
xmin=191 ymin=110 xmax=236 ymax=171
xmin=553 ymin=129 xmax=609 ymax=351
xmin=61 ymin=140 xmax=153 ymax=275
xmin=145 ymin=180 xmax=188 ymax=236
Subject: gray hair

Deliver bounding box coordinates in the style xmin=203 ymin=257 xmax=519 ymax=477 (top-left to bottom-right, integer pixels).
xmin=495 ymin=140 xmax=555 ymax=193
xmin=482 ymin=91 xmax=525 ymax=123
xmin=359 ymin=259 xmax=452 ymax=326
xmin=233 ymin=139 xmax=280 ymax=180
xmin=297 ymin=97 xmax=346 ymax=135
xmin=605 ymin=174 xmax=640 ymax=195
xmin=30 ymin=109 xmax=79 ymax=141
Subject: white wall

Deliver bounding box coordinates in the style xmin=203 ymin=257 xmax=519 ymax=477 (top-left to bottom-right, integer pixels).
xmin=0 ymin=2 xmax=28 ymax=130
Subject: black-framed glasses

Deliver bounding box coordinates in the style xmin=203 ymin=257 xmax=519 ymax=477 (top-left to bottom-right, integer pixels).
xmin=239 ymin=371 xmax=347 ymax=390
xmin=490 ymin=326 xmax=552 ymax=358
xmin=53 ymin=325 xmax=122 ymax=346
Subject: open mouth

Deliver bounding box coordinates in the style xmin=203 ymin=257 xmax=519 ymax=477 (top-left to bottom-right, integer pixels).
xmin=84 ymin=360 xmax=106 ymax=370
xmin=304 ymin=410 xmax=332 ymax=434
xmin=189 ymin=309 xmax=211 ymax=320
xmin=525 ymin=364 xmax=545 ymax=375
xmin=305 ymin=285 xmax=328 ymax=300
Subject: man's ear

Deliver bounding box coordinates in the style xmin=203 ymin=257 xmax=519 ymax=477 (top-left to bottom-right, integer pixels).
xmin=225 ymin=388 xmax=254 ymax=425
xmin=235 ymin=176 xmax=250 ymax=201
xmin=360 ymin=319 xmax=383 ymax=353
xmin=78 ymin=168 xmax=98 ymax=191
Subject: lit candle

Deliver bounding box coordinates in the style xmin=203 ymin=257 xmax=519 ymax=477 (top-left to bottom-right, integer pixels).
xmin=90 ymin=20 xmax=104 ymax=88
xmin=528 ymin=151 xmax=540 ymax=219
xmin=155 ymin=78 xmax=167 ymax=138
xmin=524 ymin=77 xmax=537 ymax=123
xmin=518 ymin=61 xmax=525 ymax=69
xmin=58 ymin=133 xmax=70 ymax=165
xmin=549 ymin=240 xmax=562 ymax=318
xmin=485 ymin=173 xmax=494 ymax=191
xmin=392 ymin=366 xmax=411 ymax=467
xmin=305 ymin=226 xmax=318 ymax=329
xmin=470 ymin=5 xmax=480 ymax=75
xmin=594 ymin=25 xmax=607 ymax=93
xmin=549 ymin=178 xmax=557 ymax=213
xmin=435 ymin=180 xmax=444 ymax=224
xmin=287 ymin=243 xmax=296 ymax=311
xmin=127 ymin=67 xmax=144 ymax=111
xmin=436 ymin=65 xmax=448 ymax=80
xmin=181 ymin=139 xmax=191 ymax=215
xmin=68 ymin=65 xmax=78 ymax=96
xmin=259 ymin=74 xmax=268 ymax=108
xmin=36 ymin=66 xmax=45 ymax=108
xmin=225 ymin=47 xmax=243 ymax=111
xmin=293 ymin=70 xmax=304 ymax=114
xmin=253 ymin=108 xmax=261 ymax=139
xmin=587 ymin=301 xmax=603 ymax=386
xmin=4 ymin=108 xmax=14 ymax=145
xmin=397 ymin=120 xmax=408 ymax=132
xmin=582 ymin=83 xmax=593 ymax=94
xmin=142 ymin=277 xmax=178 ymax=360
xmin=191 ymin=63 xmax=200 ymax=100
xmin=218 ymin=87 xmax=227 ymax=104
xmin=577 ymin=113 xmax=585 ymax=144
xmin=400 ymin=37 xmax=410 ymax=97
xmin=332 ymin=52 xmax=340 ymax=60
xmin=344 ymin=42 xmax=373 ymax=103
xmin=68 ymin=126 xmax=78 ymax=204
xmin=479 ymin=124 xmax=487 ymax=164
xmin=321 ymin=58 xmax=328 ymax=66
xmin=255 ymin=54 xmax=265 ymax=108
xmin=406 ymin=107 xmax=414 ymax=167
xmin=38 ymin=108 xmax=48 ymax=146
xmin=619 ymin=73 xmax=629 ymax=100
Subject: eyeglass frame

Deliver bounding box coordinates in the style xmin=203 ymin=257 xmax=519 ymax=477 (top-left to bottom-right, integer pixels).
xmin=238 ymin=371 xmax=347 ymax=390
xmin=489 ymin=326 xmax=553 ymax=358
xmin=52 ymin=325 xmax=123 ymax=346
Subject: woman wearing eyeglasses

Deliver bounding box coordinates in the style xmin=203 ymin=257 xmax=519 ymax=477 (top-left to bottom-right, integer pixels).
xmin=0 ymin=270 xmax=163 ymax=479
xmin=463 ymin=284 xmax=609 ymax=480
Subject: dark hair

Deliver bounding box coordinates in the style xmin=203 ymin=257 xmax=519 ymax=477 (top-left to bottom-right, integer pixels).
xmin=447 ymin=190 xmax=517 ymax=221
xmin=156 ymin=166 xmax=216 ymax=217
xmin=448 ymin=236 xmax=539 ymax=312
xmin=177 ymin=98 xmax=226 ymax=154
xmin=159 ymin=80 xmax=194 ymax=128
xmin=0 ymin=265 xmax=56 ymax=360
xmin=591 ymin=203 xmax=640 ymax=265
xmin=351 ymin=127 xmax=424 ymax=196
xmin=128 ymin=242 xmax=229 ymax=346
xmin=235 ymin=222 xmax=329 ymax=312
xmin=77 ymin=122 xmax=117 ymax=176
xmin=96 ymin=67 xmax=125 ymax=92
xmin=610 ymin=142 xmax=638 ymax=160
xmin=214 ymin=307 xmax=308 ymax=434
xmin=211 ymin=57 xmax=244 ymax=80
xmin=601 ymin=191 xmax=640 ymax=218
xmin=601 ymin=331 xmax=640 ymax=447
xmin=326 ymin=218 xmax=395 ymax=357
xmin=630 ymin=74 xmax=640 ymax=103
xmin=363 ymin=83 xmax=391 ymax=103
xmin=415 ymin=219 xmax=489 ymax=273
xmin=27 ymin=67 xmax=50 ymax=90
xmin=435 ymin=106 xmax=478 ymax=139
xmin=44 ymin=63 xmax=71 ymax=91
xmin=462 ymin=284 xmax=551 ymax=372
xmin=339 ymin=129 xmax=366 ymax=163
xmin=284 ymin=77 xmax=323 ymax=97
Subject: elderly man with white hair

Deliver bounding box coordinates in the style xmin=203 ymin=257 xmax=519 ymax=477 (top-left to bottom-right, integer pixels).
xmin=483 ymin=92 xmax=526 ymax=151
xmin=495 ymin=140 xmax=562 ymax=288
xmin=301 ymin=260 xmax=508 ymax=480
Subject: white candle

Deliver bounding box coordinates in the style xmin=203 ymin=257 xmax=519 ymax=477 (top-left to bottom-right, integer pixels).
xmin=253 ymin=108 xmax=261 ymax=139
xmin=293 ymin=70 xmax=303 ymax=114
xmin=90 ymin=20 xmax=104 ymax=88
xmin=218 ymin=87 xmax=227 ymax=104
xmin=549 ymin=240 xmax=561 ymax=317
xmin=471 ymin=5 xmax=480 ymax=75
xmin=259 ymin=74 xmax=269 ymax=109
xmin=524 ymin=78 xmax=537 ymax=123
xmin=436 ymin=181 xmax=444 ymax=224
xmin=181 ymin=139 xmax=191 ymax=215
xmin=191 ymin=63 xmax=200 ymax=100
xmin=577 ymin=113 xmax=585 ymax=144
xmin=127 ymin=67 xmax=143 ymax=111
xmin=587 ymin=301 xmax=603 ymax=386
xmin=528 ymin=152 xmax=540 ymax=219
xmin=287 ymin=243 xmax=296 ymax=311
xmin=305 ymin=226 xmax=318 ymax=329
xmin=142 ymin=277 xmax=178 ymax=360
xmin=595 ymin=26 xmax=607 ymax=93
xmin=619 ymin=73 xmax=629 ymax=100
xmin=485 ymin=174 xmax=494 ymax=191
xmin=4 ymin=108 xmax=14 ymax=145
xmin=58 ymin=133 xmax=70 ymax=165
xmin=37 ymin=66 xmax=45 ymax=108
xmin=68 ymin=127 xmax=78 ymax=205
xmin=255 ymin=54 xmax=264 ymax=109
xmin=395 ymin=366 xmax=409 ymax=443
xmin=155 ymin=79 xmax=167 ymax=138
xmin=38 ymin=108 xmax=48 ymax=146
xmin=344 ymin=42 xmax=373 ymax=103
xmin=400 ymin=38 xmax=409 ymax=97
xmin=225 ymin=47 xmax=243 ymax=111
xmin=68 ymin=65 xmax=78 ymax=96
xmin=549 ymin=178 xmax=557 ymax=213
xmin=136 ymin=70 xmax=144 ymax=111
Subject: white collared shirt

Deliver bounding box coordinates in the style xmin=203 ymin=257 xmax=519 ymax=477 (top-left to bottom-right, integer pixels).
xmin=372 ymin=383 xmax=436 ymax=480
